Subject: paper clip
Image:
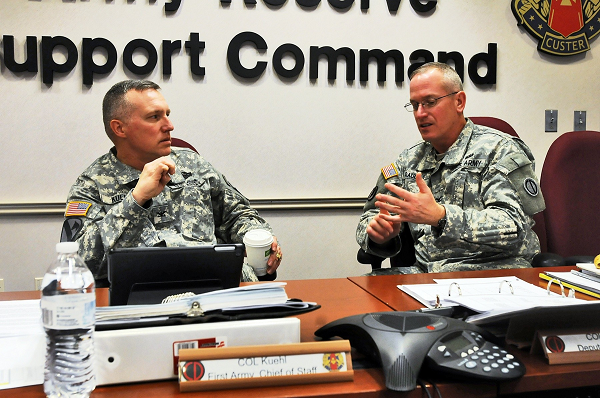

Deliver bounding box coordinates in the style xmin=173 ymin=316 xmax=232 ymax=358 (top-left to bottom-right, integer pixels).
xmin=448 ymin=282 xmax=462 ymax=297
xmin=498 ymin=280 xmax=514 ymax=295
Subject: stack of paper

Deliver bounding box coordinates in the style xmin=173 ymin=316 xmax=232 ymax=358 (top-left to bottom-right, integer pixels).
xmin=96 ymin=282 xmax=291 ymax=323
xmin=0 ymin=300 xmax=45 ymax=390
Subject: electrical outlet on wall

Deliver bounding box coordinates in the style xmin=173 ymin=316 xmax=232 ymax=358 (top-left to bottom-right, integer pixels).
xmin=35 ymin=277 xmax=44 ymax=291
xmin=545 ymin=109 xmax=558 ymax=132
xmin=0 ymin=279 xmax=4 ymax=292
xmin=574 ymin=110 xmax=587 ymax=131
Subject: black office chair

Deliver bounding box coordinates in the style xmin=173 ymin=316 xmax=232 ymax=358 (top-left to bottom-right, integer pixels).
xmin=356 ymin=224 xmax=416 ymax=270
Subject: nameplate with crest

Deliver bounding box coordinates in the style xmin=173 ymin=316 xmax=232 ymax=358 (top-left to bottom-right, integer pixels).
xmin=178 ymin=341 xmax=353 ymax=392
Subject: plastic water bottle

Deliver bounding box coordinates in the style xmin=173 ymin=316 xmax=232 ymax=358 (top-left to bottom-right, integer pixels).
xmin=40 ymin=242 xmax=96 ymax=398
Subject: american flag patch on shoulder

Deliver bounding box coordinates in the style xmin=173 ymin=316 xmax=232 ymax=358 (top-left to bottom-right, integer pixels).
xmin=381 ymin=163 xmax=398 ymax=180
xmin=65 ymin=201 xmax=92 ymax=217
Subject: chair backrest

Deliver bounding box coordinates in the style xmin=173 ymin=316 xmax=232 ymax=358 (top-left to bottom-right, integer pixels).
xmin=469 ymin=116 xmax=519 ymax=137
xmin=171 ymin=137 xmax=198 ymax=153
xmin=539 ymin=130 xmax=600 ymax=257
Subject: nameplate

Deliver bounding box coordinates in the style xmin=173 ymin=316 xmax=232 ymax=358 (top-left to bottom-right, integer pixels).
xmin=178 ymin=341 xmax=353 ymax=392
xmin=534 ymin=329 xmax=600 ymax=365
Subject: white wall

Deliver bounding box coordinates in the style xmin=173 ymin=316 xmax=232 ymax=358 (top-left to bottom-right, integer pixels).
xmin=0 ymin=209 xmax=370 ymax=292
xmin=1 ymin=1 xmax=599 ymax=290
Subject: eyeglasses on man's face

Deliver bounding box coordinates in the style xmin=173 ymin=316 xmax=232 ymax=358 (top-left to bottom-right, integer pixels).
xmin=404 ymin=92 xmax=459 ymax=112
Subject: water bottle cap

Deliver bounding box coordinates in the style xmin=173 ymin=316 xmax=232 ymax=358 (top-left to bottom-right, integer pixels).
xmin=56 ymin=242 xmax=79 ymax=253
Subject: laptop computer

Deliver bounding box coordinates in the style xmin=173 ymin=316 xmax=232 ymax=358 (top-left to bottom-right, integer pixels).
xmin=107 ymin=244 xmax=244 ymax=306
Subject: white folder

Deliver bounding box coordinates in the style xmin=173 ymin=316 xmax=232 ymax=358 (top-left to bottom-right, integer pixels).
xmin=94 ymin=317 xmax=301 ymax=385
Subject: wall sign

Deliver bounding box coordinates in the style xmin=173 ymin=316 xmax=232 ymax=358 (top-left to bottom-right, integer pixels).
xmin=1 ymin=0 xmax=499 ymax=87
xmin=512 ymin=0 xmax=600 ymax=56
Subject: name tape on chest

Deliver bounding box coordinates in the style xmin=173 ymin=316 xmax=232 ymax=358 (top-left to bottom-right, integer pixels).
xmin=461 ymin=158 xmax=488 ymax=169
xmin=404 ymin=170 xmax=417 ymax=180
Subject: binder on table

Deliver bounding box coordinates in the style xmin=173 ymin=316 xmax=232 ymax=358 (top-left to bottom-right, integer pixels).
xmin=540 ymin=271 xmax=600 ymax=299
xmin=398 ymin=276 xmax=588 ymax=323
xmin=95 ymin=282 xmax=320 ymax=331
xmin=95 ymin=317 xmax=302 ymax=385
xmin=398 ymin=276 xmax=600 ymax=347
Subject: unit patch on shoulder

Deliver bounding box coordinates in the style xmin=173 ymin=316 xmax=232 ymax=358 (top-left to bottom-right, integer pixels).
xmin=60 ymin=218 xmax=83 ymax=242
xmin=523 ymin=178 xmax=539 ymax=197
xmin=381 ymin=163 xmax=398 ymax=180
xmin=65 ymin=201 xmax=92 ymax=217
xmin=367 ymin=186 xmax=377 ymax=201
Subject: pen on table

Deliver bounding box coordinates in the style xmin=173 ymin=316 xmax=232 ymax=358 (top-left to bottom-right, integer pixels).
xmin=571 ymin=270 xmax=600 ymax=284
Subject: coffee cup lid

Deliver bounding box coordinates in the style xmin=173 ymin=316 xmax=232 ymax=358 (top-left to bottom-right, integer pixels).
xmin=243 ymin=229 xmax=273 ymax=246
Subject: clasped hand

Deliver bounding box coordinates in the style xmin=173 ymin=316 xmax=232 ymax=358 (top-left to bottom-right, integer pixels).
xmin=266 ymin=236 xmax=283 ymax=274
xmin=132 ymin=157 xmax=176 ymax=206
xmin=366 ymin=172 xmax=445 ymax=245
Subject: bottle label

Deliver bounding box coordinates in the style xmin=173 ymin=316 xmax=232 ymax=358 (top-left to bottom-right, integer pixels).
xmin=41 ymin=293 xmax=96 ymax=330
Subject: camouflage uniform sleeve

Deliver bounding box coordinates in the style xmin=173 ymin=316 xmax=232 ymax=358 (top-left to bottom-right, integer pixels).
xmin=63 ymin=175 xmax=151 ymax=281
xmin=209 ymin=169 xmax=273 ymax=244
xmin=356 ymin=169 xmax=402 ymax=258
xmin=438 ymin=143 xmax=545 ymax=252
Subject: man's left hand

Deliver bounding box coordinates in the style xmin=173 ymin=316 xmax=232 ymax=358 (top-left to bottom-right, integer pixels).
xmin=266 ymin=236 xmax=282 ymax=274
xmin=375 ymin=172 xmax=445 ymax=226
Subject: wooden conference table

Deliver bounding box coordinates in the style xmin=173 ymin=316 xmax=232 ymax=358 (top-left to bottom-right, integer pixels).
xmin=349 ymin=265 xmax=600 ymax=396
xmin=1 ymin=266 xmax=598 ymax=397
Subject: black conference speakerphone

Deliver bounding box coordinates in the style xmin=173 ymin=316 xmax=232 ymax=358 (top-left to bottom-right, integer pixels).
xmin=315 ymin=311 xmax=525 ymax=391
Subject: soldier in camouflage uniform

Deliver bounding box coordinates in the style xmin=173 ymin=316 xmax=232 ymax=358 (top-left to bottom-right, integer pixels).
xmin=357 ymin=62 xmax=545 ymax=274
xmin=61 ymin=80 xmax=282 ymax=286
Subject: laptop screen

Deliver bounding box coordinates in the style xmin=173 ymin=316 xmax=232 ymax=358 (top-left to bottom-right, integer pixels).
xmin=107 ymin=244 xmax=244 ymax=306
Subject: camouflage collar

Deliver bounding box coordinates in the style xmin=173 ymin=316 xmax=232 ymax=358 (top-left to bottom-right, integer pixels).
xmin=108 ymin=147 xmax=141 ymax=185
xmin=438 ymin=118 xmax=475 ymax=166
xmin=413 ymin=119 xmax=474 ymax=171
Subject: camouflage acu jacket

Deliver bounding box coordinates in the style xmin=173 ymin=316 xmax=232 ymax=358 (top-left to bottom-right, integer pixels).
xmin=63 ymin=147 xmax=271 ymax=284
xmin=356 ymin=119 xmax=546 ymax=273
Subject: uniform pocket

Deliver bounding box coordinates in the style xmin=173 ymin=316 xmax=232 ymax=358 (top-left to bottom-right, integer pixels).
xmin=179 ymin=179 xmax=215 ymax=242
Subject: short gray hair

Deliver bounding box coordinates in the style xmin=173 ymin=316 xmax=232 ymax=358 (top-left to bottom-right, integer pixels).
xmin=102 ymin=80 xmax=161 ymax=138
xmin=409 ymin=62 xmax=463 ymax=93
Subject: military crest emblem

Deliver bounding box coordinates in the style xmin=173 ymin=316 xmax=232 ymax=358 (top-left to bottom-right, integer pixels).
xmin=512 ymin=0 xmax=600 ymax=55
xmin=322 ymin=352 xmax=345 ymax=371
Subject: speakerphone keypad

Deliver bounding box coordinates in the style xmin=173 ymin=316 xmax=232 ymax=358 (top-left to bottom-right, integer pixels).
xmin=428 ymin=331 xmax=525 ymax=380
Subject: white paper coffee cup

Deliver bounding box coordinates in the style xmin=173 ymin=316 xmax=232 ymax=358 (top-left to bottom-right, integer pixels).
xmin=243 ymin=229 xmax=273 ymax=276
